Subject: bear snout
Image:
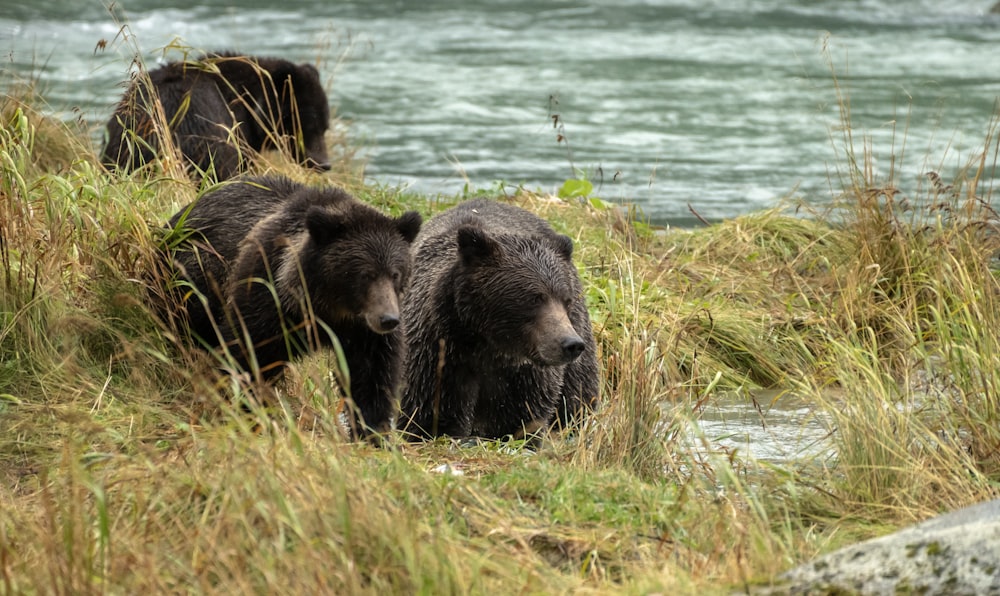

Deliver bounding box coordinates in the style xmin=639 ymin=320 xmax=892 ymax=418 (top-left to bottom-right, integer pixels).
xmin=364 ymin=311 xmax=400 ymax=334
xmin=560 ymin=336 xmax=586 ymax=360
xmin=364 ymin=277 xmax=402 ymax=335
xmin=303 ymin=141 xmax=331 ymax=172
xmin=376 ymin=313 xmax=400 ymax=332
xmin=532 ymin=301 xmax=586 ymax=366
xmin=534 ymin=330 xmax=586 ymax=366
xmin=307 ymin=158 xmax=332 ymax=172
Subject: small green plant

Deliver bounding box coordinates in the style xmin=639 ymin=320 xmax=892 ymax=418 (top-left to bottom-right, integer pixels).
xmin=557 ymin=174 xmax=593 ymax=200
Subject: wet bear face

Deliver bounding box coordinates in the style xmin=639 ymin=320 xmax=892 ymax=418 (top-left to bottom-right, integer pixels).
xmin=296 ymin=208 xmax=422 ymax=334
xmin=452 ymin=226 xmax=585 ymax=366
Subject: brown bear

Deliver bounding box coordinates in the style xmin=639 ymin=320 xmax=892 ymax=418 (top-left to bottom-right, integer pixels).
xmin=398 ymin=198 xmax=600 ymax=440
xmin=161 ymin=175 xmax=422 ymax=437
xmin=102 ymin=52 xmax=331 ymax=180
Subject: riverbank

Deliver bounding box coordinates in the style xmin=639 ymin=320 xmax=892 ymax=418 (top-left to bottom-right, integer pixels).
xmin=1 ymin=87 xmax=998 ymax=593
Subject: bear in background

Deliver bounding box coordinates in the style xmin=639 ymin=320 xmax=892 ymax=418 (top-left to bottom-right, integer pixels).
xmin=160 ymin=175 xmax=421 ymax=438
xmin=103 ymin=52 xmax=331 ymax=180
xmin=399 ymin=198 xmax=600 ymax=440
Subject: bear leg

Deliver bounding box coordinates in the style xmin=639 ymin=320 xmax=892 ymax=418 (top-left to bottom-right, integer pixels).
xmin=341 ymin=331 xmax=399 ymax=440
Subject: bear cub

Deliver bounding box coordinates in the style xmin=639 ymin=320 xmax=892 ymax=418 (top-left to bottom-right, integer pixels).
xmin=399 ymin=198 xmax=600 ymax=440
xmin=103 ymin=52 xmax=331 ymax=180
xmin=161 ymin=175 xmax=422 ymax=437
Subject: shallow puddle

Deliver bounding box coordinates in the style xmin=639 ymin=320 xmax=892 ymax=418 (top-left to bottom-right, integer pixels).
xmin=690 ymin=390 xmax=834 ymax=464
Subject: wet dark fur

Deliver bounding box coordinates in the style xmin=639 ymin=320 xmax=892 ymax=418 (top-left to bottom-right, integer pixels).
xmin=103 ymin=52 xmax=330 ymax=180
xmin=399 ymin=199 xmax=600 ymax=440
xmin=162 ymin=175 xmax=422 ymax=436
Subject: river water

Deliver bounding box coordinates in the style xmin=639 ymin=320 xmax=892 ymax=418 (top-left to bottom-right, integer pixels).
xmin=691 ymin=390 xmax=833 ymax=465
xmin=2 ymin=0 xmax=999 ymax=224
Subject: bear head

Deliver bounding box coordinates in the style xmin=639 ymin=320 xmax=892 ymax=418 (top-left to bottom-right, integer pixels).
xmin=452 ymin=225 xmax=586 ymax=366
xmin=271 ymin=62 xmax=331 ymax=172
xmin=217 ymin=54 xmax=331 ymax=173
xmin=289 ymin=206 xmax=422 ymax=334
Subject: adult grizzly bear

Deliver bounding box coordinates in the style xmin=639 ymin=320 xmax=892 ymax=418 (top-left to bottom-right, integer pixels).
xmin=103 ymin=52 xmax=331 ymax=180
xmin=162 ymin=175 xmax=421 ymax=437
xmin=399 ymin=198 xmax=600 ymax=440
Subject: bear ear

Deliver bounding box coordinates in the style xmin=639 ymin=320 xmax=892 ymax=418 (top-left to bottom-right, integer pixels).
xmin=305 ymin=206 xmax=346 ymax=245
xmin=298 ymin=63 xmax=320 ymax=78
xmin=553 ymin=234 xmax=574 ymax=260
xmin=457 ymin=225 xmax=497 ymax=267
xmin=396 ymin=211 xmax=423 ymax=243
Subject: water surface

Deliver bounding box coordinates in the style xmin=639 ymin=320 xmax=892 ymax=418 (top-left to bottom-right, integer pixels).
xmin=2 ymin=0 xmax=999 ymax=223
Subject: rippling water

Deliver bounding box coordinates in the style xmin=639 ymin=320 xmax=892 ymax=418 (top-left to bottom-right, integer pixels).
xmin=3 ymin=0 xmax=999 ymax=223
xmin=692 ymin=391 xmax=833 ymax=464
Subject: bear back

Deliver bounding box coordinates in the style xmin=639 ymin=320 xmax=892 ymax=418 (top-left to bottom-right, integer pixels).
xmin=102 ymin=53 xmax=331 ymax=180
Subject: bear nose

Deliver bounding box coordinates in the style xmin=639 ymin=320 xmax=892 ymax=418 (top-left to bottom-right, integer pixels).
xmin=378 ymin=314 xmax=400 ymax=332
xmin=561 ymin=337 xmax=585 ymax=361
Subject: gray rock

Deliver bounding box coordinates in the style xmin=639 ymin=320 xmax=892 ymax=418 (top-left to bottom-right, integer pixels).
xmin=773 ymin=498 xmax=1000 ymax=595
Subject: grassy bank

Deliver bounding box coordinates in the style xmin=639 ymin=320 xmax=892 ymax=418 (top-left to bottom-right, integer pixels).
xmin=1 ymin=80 xmax=999 ymax=595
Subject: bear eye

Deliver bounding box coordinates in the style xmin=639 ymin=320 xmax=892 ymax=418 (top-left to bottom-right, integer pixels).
xmin=392 ymin=270 xmax=402 ymax=284
xmin=529 ymin=293 xmax=546 ymax=306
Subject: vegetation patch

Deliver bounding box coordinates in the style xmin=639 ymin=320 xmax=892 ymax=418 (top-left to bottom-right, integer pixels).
xmin=2 ymin=51 xmax=1000 ymax=593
